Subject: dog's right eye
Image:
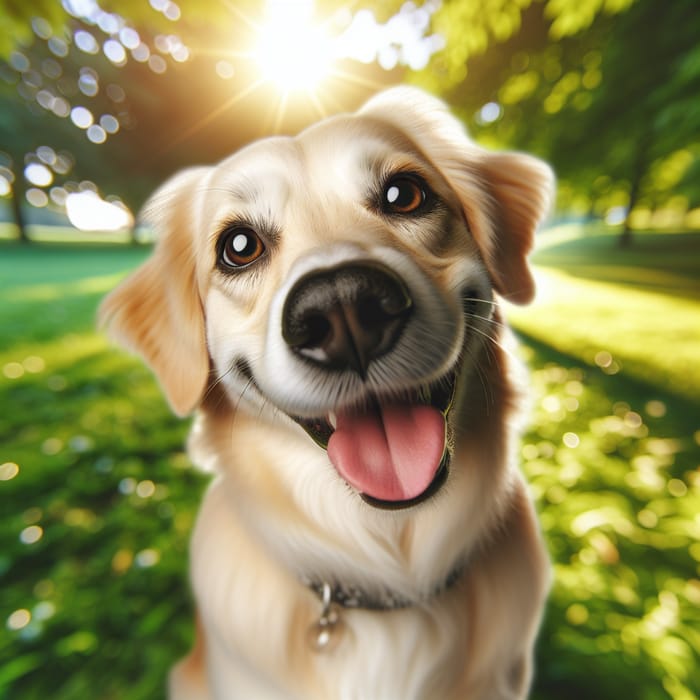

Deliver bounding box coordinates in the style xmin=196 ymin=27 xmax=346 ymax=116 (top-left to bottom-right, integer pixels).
xmin=219 ymin=227 xmax=266 ymax=269
xmin=382 ymin=174 xmax=428 ymax=215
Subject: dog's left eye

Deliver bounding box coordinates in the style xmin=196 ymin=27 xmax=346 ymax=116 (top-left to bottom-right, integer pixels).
xmin=219 ymin=227 xmax=266 ymax=269
xmin=382 ymin=175 xmax=427 ymax=215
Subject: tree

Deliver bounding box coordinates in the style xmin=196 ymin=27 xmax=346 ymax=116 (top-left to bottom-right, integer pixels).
xmin=3 ymin=0 xmax=698 ymax=246
xmin=415 ymin=0 xmax=700 ymax=243
xmin=0 ymin=0 xmax=416 ymax=241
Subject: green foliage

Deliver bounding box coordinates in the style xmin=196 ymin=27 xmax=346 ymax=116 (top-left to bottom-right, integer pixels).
xmin=0 ymin=0 xmax=400 ymax=218
xmin=0 ymin=1 xmax=65 ymax=60
xmin=418 ymin=0 xmax=700 ymax=224
xmin=3 ymin=0 xmax=698 ymax=231
xmin=1 ymin=233 xmax=699 ymax=698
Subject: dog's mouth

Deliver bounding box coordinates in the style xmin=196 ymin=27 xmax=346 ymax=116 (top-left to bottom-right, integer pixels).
xmin=235 ymin=352 xmax=460 ymax=510
xmin=291 ymin=367 xmax=459 ymax=509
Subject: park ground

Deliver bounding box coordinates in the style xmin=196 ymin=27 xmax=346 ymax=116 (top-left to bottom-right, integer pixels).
xmin=1 ymin=223 xmax=699 ymax=699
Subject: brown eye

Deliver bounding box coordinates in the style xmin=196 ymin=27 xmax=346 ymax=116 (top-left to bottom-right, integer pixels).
xmin=383 ymin=175 xmax=427 ymax=214
xmin=220 ymin=227 xmax=265 ymax=268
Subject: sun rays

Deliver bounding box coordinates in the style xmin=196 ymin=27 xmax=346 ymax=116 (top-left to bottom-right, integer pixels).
xmin=156 ymin=0 xmax=443 ymax=153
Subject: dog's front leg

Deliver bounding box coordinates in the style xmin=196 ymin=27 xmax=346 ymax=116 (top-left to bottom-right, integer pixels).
xmin=457 ymin=482 xmax=550 ymax=700
xmin=169 ymin=614 xmax=211 ymax=700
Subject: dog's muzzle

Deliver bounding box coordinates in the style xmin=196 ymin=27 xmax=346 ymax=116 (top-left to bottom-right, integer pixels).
xmin=278 ymin=261 xmax=456 ymax=510
xmin=282 ymin=261 xmax=413 ymax=377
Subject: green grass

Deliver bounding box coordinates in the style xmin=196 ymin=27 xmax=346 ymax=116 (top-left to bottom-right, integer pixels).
xmin=1 ymin=227 xmax=699 ymax=699
xmin=508 ymin=225 xmax=700 ymax=403
xmin=0 ymin=241 xmax=204 ymax=699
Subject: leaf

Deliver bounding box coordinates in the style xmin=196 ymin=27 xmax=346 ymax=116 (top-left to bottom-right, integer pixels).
xmin=0 ymin=653 xmax=44 ymax=686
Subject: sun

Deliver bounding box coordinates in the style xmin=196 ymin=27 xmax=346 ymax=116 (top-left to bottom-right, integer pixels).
xmin=253 ymin=0 xmax=335 ymax=95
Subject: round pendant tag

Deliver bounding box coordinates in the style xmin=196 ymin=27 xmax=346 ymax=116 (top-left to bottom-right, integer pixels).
xmin=307 ymin=607 xmax=344 ymax=653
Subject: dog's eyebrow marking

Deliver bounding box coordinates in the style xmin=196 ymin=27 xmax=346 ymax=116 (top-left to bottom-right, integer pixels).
xmin=227 ymin=180 xmax=261 ymax=205
xmin=225 ymin=165 xmax=292 ymax=210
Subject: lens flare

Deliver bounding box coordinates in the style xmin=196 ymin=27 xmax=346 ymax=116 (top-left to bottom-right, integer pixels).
xmin=253 ymin=0 xmax=334 ymax=94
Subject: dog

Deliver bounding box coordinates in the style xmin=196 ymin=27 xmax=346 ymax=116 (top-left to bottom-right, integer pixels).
xmin=100 ymin=87 xmax=554 ymax=700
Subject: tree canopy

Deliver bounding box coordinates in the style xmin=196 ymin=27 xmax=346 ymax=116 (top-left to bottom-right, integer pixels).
xmin=1 ymin=0 xmax=698 ymax=242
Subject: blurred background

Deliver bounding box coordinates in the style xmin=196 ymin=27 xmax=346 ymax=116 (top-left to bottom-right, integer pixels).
xmin=1 ymin=1 xmax=699 ymax=698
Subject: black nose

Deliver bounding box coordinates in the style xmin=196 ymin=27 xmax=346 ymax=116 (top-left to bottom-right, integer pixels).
xmin=282 ymin=262 xmax=413 ymax=376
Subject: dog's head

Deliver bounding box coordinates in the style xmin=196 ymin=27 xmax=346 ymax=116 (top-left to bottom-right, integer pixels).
xmin=101 ymin=87 xmax=553 ymax=510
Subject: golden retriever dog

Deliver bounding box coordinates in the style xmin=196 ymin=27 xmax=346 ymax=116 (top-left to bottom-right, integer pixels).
xmin=101 ymin=87 xmax=553 ymax=700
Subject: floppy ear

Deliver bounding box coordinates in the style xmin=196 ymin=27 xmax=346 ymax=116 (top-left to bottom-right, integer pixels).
xmin=361 ymin=88 xmax=554 ymax=305
xmin=464 ymin=149 xmax=553 ymax=304
xmin=99 ymin=167 xmax=211 ymax=416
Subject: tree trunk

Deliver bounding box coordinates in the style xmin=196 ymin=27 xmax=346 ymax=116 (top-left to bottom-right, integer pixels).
xmin=619 ymin=170 xmax=640 ymax=248
xmin=619 ymin=215 xmax=634 ymax=248
xmin=9 ymin=170 xmax=30 ymax=243
xmin=619 ymin=139 xmax=650 ymax=248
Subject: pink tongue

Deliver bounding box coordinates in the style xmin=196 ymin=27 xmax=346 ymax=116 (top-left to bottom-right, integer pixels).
xmin=327 ymin=403 xmax=446 ymax=502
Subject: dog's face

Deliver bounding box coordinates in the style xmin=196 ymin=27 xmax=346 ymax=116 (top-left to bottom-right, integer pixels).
xmin=102 ymin=88 xmax=552 ymax=511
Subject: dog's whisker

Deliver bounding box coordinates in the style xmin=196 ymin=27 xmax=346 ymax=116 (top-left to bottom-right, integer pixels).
xmin=464 ymin=312 xmax=507 ymax=330
xmin=203 ymin=364 xmax=237 ymax=400
xmin=468 ymin=324 xmax=522 ymax=368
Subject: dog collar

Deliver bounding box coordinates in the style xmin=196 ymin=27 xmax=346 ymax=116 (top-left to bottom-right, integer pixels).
xmin=302 ymin=562 xmax=468 ymax=652
xmin=302 ymin=559 xmax=467 ymax=612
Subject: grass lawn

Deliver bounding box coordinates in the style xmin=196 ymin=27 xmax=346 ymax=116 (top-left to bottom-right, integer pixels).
xmin=508 ymin=226 xmax=700 ymax=402
xmin=1 ymin=225 xmax=699 ymax=699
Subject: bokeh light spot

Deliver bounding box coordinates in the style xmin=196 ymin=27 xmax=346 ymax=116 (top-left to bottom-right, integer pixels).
xmin=87 ymin=125 xmax=107 ymax=144
xmin=26 ymin=189 xmax=49 ymax=207
xmin=563 ymin=432 xmax=580 ymax=448
xmin=135 ymin=548 xmax=160 ymax=568
xmin=119 ymin=27 xmax=140 ymax=50
xmin=7 ymin=609 xmax=31 ymax=631
xmin=20 ymin=525 xmax=44 ymax=545
xmin=23 ymin=356 xmax=46 ymax=373
xmin=24 ymin=163 xmax=53 ymax=187
xmin=74 ymin=30 xmax=99 ymax=54
xmin=100 ymin=114 xmax=120 ymax=134
xmin=148 ymin=55 xmax=167 ymax=74
xmin=65 ymin=191 xmax=133 ymax=231
xmin=31 ymin=17 xmax=53 ymax=40
xmin=216 ymin=60 xmax=235 ymax=79
xmin=566 ymin=603 xmax=589 ymax=626
xmin=10 ymin=51 xmax=30 ymax=72
xmin=104 ymin=39 xmax=127 ymax=65
xmin=0 ymin=174 xmax=11 ymax=196
xmin=42 ymin=438 xmax=64 ymax=455
xmin=3 ymin=361 xmax=24 ymax=379
xmin=136 ymin=480 xmax=156 ymax=499
xmin=48 ymin=37 xmax=69 ymax=57
xmin=0 ymin=462 xmax=20 ymax=481
xmin=71 ymin=106 xmax=94 ymax=129
xmin=645 ymin=400 xmax=667 ymax=418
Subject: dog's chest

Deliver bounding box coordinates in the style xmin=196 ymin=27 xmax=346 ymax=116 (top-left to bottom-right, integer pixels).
xmin=309 ymin=604 xmax=468 ymax=699
xmin=191 ymin=480 xmax=470 ymax=700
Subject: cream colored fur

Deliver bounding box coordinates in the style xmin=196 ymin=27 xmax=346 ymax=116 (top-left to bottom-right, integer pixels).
xmin=101 ymin=87 xmax=554 ymax=700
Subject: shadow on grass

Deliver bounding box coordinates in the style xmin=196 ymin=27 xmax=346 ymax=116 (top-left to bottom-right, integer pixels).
xmin=532 ymin=228 xmax=700 ymax=300
xmin=0 ymin=242 xmax=150 ymax=351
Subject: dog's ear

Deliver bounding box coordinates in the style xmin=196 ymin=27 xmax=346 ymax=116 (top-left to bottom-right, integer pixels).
xmin=99 ymin=167 xmax=211 ymax=416
xmin=466 ymin=149 xmax=554 ymax=304
xmin=361 ymin=88 xmax=554 ymax=305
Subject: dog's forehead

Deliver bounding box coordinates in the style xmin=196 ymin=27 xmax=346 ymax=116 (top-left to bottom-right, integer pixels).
xmin=298 ymin=114 xmax=426 ymax=181
xmin=212 ymin=136 xmax=299 ymax=205
xmin=212 ymin=114 xmax=425 ymax=205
